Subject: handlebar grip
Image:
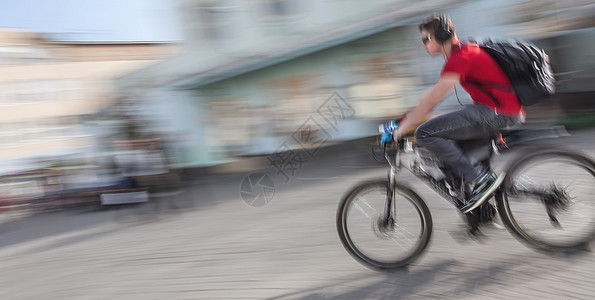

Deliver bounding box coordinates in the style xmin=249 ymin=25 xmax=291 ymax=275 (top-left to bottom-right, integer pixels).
xmin=379 ymin=120 xmax=399 ymax=148
xmin=381 ymin=132 xmax=393 ymax=147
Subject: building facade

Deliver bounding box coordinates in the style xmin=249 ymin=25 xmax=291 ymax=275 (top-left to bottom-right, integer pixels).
xmin=0 ymin=29 xmax=178 ymax=175
xmin=116 ymin=0 xmax=595 ymax=169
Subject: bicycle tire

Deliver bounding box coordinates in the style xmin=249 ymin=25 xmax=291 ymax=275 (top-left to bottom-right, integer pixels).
xmin=496 ymin=148 xmax=595 ymax=253
xmin=336 ymin=180 xmax=432 ymax=270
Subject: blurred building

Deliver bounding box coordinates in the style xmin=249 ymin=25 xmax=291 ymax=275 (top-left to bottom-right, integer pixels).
xmin=0 ymin=28 xmax=178 ymax=175
xmin=116 ymin=0 xmax=595 ymax=169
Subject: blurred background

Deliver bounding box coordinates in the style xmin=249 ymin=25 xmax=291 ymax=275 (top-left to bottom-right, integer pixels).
xmin=0 ymin=0 xmax=593 ymax=213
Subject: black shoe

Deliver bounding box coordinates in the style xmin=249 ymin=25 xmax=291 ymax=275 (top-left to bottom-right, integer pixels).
xmin=460 ymin=171 xmax=504 ymax=214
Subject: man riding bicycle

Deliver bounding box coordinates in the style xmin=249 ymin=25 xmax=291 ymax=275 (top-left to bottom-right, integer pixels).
xmin=392 ymin=14 xmax=525 ymax=214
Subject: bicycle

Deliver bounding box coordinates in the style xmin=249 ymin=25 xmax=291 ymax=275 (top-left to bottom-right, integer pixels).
xmin=336 ymin=122 xmax=595 ymax=270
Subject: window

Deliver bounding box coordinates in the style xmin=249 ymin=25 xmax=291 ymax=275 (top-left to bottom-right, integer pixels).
xmin=260 ymin=0 xmax=301 ymax=16
xmin=257 ymin=0 xmax=305 ymax=36
xmin=194 ymin=2 xmax=236 ymax=40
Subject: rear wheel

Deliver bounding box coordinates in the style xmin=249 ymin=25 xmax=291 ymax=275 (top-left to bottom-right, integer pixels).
xmin=336 ymin=180 xmax=432 ymax=270
xmin=497 ymin=148 xmax=595 ymax=253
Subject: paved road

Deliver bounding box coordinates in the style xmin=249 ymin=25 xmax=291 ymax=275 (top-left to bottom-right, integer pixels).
xmin=1 ymin=129 xmax=595 ymax=299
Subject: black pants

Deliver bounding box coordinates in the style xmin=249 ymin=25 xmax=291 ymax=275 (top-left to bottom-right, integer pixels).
xmin=414 ymin=104 xmax=522 ymax=182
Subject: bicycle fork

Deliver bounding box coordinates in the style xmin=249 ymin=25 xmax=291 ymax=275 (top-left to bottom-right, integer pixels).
xmin=383 ymin=165 xmax=398 ymax=228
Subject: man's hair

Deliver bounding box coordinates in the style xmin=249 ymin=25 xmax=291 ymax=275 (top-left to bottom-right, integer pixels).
xmin=418 ymin=13 xmax=455 ymax=39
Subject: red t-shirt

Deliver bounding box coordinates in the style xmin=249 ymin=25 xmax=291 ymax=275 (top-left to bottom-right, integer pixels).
xmin=442 ymin=41 xmax=524 ymax=116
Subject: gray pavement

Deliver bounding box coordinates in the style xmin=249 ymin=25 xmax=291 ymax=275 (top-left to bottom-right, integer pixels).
xmin=1 ymin=128 xmax=595 ymax=299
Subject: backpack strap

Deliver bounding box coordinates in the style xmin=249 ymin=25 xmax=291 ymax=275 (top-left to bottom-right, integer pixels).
xmin=467 ymin=80 xmax=502 ymax=107
xmin=462 ymin=39 xmax=517 ymax=107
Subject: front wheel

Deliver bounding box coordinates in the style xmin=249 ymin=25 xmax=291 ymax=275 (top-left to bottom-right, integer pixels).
xmin=336 ymin=180 xmax=432 ymax=270
xmin=497 ymin=148 xmax=595 ymax=253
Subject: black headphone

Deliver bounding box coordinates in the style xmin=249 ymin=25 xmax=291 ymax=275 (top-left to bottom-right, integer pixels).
xmin=434 ymin=13 xmax=452 ymax=43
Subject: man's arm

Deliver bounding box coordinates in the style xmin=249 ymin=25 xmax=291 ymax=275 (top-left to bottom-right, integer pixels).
xmin=395 ymin=73 xmax=460 ymax=138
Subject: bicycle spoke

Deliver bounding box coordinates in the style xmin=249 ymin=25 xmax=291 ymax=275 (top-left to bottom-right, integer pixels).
xmin=387 ymin=225 xmax=417 ymax=249
xmin=353 ymin=196 xmax=377 ymax=218
xmin=393 ymin=222 xmax=417 ymax=240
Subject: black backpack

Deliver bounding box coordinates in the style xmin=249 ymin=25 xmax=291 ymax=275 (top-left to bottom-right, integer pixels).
xmin=468 ymin=40 xmax=556 ymax=107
